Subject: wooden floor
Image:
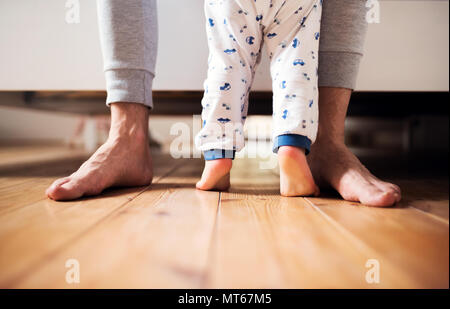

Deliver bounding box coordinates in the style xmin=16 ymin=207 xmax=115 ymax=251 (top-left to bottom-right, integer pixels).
xmin=0 ymin=145 xmax=448 ymax=289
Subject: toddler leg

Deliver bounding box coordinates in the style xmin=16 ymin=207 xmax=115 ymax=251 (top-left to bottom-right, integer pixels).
xmin=195 ymin=0 xmax=264 ymax=190
xmin=265 ymin=0 xmax=322 ymax=196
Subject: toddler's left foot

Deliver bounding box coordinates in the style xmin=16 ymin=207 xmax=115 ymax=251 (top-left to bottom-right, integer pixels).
xmin=196 ymin=159 xmax=232 ymax=191
xmin=278 ymin=146 xmax=319 ymax=197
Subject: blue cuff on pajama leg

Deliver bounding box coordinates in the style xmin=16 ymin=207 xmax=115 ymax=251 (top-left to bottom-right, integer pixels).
xmin=273 ymin=134 xmax=312 ymax=155
xmin=203 ymin=149 xmax=236 ymax=161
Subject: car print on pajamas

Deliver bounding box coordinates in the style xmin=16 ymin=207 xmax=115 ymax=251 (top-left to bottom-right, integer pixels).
xmin=224 ymin=49 xmax=237 ymax=54
xmin=293 ymin=59 xmax=305 ymax=66
xmin=301 ymin=17 xmax=307 ymax=26
xmin=220 ymin=83 xmax=231 ymax=91
xmin=217 ymin=118 xmax=231 ymax=124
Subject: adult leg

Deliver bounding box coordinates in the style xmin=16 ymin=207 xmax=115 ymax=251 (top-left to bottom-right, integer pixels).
xmin=47 ymin=0 xmax=157 ymax=200
xmin=309 ymin=0 xmax=401 ymax=206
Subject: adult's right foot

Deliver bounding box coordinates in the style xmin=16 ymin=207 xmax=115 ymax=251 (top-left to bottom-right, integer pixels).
xmin=308 ymin=141 xmax=401 ymax=207
xmin=46 ymin=103 xmax=153 ymax=201
xmin=312 ymin=87 xmax=401 ymax=207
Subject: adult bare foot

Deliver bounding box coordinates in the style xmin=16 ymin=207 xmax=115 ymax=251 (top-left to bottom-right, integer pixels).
xmin=308 ymin=141 xmax=401 ymax=207
xmin=196 ymin=159 xmax=232 ymax=191
xmin=278 ymin=146 xmax=320 ymax=197
xmin=312 ymin=87 xmax=401 ymax=207
xmin=46 ymin=103 xmax=153 ymax=201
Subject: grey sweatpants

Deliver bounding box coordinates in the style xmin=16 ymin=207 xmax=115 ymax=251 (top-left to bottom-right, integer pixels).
xmin=96 ymin=0 xmax=368 ymax=109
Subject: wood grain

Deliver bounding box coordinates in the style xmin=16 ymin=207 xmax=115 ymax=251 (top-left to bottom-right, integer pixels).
xmin=207 ymin=159 xmax=416 ymax=288
xmin=0 ymin=145 xmax=448 ymax=288
xmin=0 ymin=149 xmax=181 ymax=287
xmin=306 ymin=197 xmax=449 ymax=288
xmin=15 ymin=160 xmax=219 ymax=288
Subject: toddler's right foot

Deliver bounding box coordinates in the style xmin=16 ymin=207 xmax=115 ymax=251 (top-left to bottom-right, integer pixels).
xmin=278 ymin=146 xmax=319 ymax=197
xmin=196 ymin=159 xmax=232 ymax=191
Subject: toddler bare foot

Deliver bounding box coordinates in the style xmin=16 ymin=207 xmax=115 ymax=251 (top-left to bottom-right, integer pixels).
xmin=278 ymin=146 xmax=319 ymax=197
xmin=196 ymin=159 xmax=232 ymax=191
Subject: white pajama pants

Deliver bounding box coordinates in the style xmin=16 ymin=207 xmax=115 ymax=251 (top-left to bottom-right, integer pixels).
xmin=195 ymin=0 xmax=322 ymax=160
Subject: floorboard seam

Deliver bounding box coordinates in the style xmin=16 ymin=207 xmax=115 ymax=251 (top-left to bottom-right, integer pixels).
xmin=199 ymin=191 xmax=221 ymax=289
xmin=304 ymin=198 xmax=388 ymax=253
xmin=2 ymin=160 xmax=185 ymax=288
xmin=407 ymin=206 xmax=449 ymax=225
xmin=303 ymin=197 xmax=418 ymax=287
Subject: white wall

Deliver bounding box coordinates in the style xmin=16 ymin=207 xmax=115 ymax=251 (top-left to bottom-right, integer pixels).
xmin=0 ymin=0 xmax=448 ymax=91
xmin=0 ymin=106 xmax=78 ymax=141
xmin=358 ymin=0 xmax=449 ymax=91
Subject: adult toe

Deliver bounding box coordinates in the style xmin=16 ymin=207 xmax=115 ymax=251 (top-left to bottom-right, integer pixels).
xmin=47 ymin=179 xmax=84 ymax=201
xmin=376 ymin=181 xmax=402 ymax=203
xmin=361 ymin=185 xmax=398 ymax=207
xmin=46 ymin=177 xmax=70 ymax=198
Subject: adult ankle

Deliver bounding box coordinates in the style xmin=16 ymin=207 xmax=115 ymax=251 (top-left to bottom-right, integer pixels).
xmin=313 ymin=137 xmax=345 ymax=150
xmin=109 ymin=102 xmax=149 ymax=142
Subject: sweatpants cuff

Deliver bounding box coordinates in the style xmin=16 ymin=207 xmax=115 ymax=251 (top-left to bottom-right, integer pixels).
xmin=204 ymin=149 xmax=236 ymax=161
xmin=273 ymin=134 xmax=312 ymax=155
xmin=318 ymin=51 xmax=363 ymax=90
xmin=105 ymin=69 xmax=154 ymax=108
